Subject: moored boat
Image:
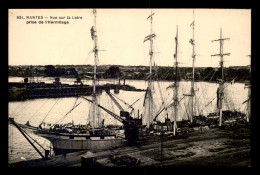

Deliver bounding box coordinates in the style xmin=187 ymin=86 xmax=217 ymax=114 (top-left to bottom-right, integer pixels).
xmin=34 ymin=9 xmax=126 ymax=155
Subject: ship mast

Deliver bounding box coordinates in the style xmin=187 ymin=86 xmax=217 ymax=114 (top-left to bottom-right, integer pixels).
xmin=173 ymin=26 xmax=179 ymax=136
xmin=144 ymin=10 xmax=156 ymax=128
xmin=91 ymin=9 xmax=98 ymax=132
xmin=189 ymin=9 xmax=196 ymax=123
xmin=211 ymin=28 xmax=230 ymax=127
xmin=148 ymin=10 xmax=153 ymax=128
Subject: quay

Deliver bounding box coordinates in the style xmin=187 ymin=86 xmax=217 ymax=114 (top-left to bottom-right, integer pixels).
xmin=8 ymin=80 xmax=145 ymax=101
xmin=9 ymin=123 xmax=250 ymax=167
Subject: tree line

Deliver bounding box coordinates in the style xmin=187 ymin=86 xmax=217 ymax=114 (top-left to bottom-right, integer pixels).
xmin=8 ymin=65 xmax=250 ymax=82
xmin=9 ymin=65 xmax=78 ymax=77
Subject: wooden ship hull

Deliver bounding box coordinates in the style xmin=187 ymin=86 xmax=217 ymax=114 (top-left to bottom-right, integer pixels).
xmin=36 ymin=131 xmax=125 ymax=155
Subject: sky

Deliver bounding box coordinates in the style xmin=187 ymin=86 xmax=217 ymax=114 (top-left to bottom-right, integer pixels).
xmin=8 ymin=9 xmax=251 ymax=67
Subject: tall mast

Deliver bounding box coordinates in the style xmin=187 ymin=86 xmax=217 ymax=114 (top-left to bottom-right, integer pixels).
xmin=144 ymin=10 xmax=155 ymax=128
xmin=190 ymin=9 xmax=196 ymax=123
xmin=91 ymin=9 xmax=98 ymax=131
xmin=211 ymin=28 xmax=230 ymax=127
xmin=149 ymin=10 xmax=153 ymax=127
xmin=173 ymin=26 xmax=179 ymax=136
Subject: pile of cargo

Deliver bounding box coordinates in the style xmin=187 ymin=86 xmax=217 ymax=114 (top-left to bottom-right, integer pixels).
xmin=108 ymin=154 xmax=141 ymax=167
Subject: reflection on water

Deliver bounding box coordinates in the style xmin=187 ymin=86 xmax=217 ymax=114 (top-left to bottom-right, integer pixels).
xmin=8 ymin=78 xmax=249 ymax=164
xmin=8 ymin=125 xmax=52 ymax=164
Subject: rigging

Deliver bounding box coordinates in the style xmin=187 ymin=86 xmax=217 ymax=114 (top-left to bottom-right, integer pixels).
xmin=211 ymin=28 xmax=230 ymax=127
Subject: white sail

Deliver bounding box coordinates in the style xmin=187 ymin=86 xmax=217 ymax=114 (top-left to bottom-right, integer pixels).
xmin=142 ymin=10 xmax=156 ymax=127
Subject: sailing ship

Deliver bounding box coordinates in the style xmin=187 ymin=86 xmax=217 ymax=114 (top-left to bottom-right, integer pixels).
xmin=143 ymin=10 xmax=249 ymax=136
xmin=139 ymin=10 xmax=181 ymax=136
xmin=141 ymin=11 xmax=180 ymax=136
xmin=142 ymin=11 xmax=156 ymax=130
xmin=193 ymin=28 xmax=249 ymax=127
xmin=34 ymin=9 xmax=133 ymax=155
xmin=142 ymin=9 xmax=198 ymax=136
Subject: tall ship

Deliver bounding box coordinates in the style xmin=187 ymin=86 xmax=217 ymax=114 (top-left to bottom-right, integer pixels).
xmin=140 ymin=11 xmax=184 ymax=136
xmin=141 ymin=10 xmax=249 ymax=135
xmin=31 ymin=9 xmax=142 ymax=155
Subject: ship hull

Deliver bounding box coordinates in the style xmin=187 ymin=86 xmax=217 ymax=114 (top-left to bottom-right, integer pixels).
xmin=37 ymin=132 xmax=125 ymax=155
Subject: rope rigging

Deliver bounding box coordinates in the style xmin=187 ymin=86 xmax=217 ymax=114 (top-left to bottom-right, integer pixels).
xmin=209 ymin=70 xmax=216 ymax=81
xmin=126 ymin=93 xmax=147 ymax=116
xmin=9 ymin=118 xmax=46 ymax=159
xmin=141 ymin=39 xmax=188 ymax=122
xmin=10 ymin=99 xmax=34 ymax=117
xmin=183 ymin=97 xmax=191 ymax=120
xmin=9 ymin=102 xmax=24 ymax=117
xmin=143 ymin=27 xmax=182 ymax=121
xmin=196 ymin=92 xmax=206 ymax=116
xmin=20 ymin=127 xmax=46 ymax=150
xmin=153 ymin=95 xmax=185 ymax=122
xmin=154 ymin=65 xmax=169 ymax=115
xmin=224 ymin=87 xmax=236 ymax=111
xmin=27 ymin=98 xmax=50 ymax=123
xmin=146 ymin=65 xmax=178 ymax=120
xmin=193 ymin=69 xmax=221 ymax=113
xmin=201 ymin=80 xmax=236 ymax=112
xmin=202 ymin=69 xmax=215 ymax=81
xmin=179 ymin=101 xmax=189 ymax=121
xmin=106 ymin=92 xmax=117 ymax=125
xmin=40 ymin=98 xmax=61 ymax=125
xmin=223 ymin=94 xmax=231 ymax=111
xmin=191 ymin=82 xmax=207 ymax=114
xmin=50 ymin=100 xmax=82 ymax=127
xmin=110 ymin=92 xmax=135 ymax=113
xmin=144 ymin=63 xmax=192 ymax=122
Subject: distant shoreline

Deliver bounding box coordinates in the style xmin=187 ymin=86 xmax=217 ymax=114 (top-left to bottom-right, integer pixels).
xmin=8 ymin=76 xmax=248 ymax=84
xmin=8 ymin=65 xmax=250 ymax=84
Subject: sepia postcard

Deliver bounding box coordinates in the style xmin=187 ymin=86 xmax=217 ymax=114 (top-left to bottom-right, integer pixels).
xmin=8 ymin=8 xmax=251 ymax=167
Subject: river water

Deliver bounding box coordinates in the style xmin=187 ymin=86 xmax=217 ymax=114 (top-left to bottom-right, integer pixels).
xmin=8 ymin=76 xmax=249 ymax=164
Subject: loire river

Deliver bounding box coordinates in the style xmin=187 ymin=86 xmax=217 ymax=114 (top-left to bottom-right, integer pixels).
xmin=8 ymin=77 xmax=249 ymax=164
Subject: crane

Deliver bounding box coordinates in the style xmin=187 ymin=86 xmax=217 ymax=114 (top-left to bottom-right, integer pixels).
xmin=81 ymin=97 xmax=142 ymax=145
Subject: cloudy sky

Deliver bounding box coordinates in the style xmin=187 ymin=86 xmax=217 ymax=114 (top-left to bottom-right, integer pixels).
xmin=9 ymin=9 xmax=251 ymax=67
